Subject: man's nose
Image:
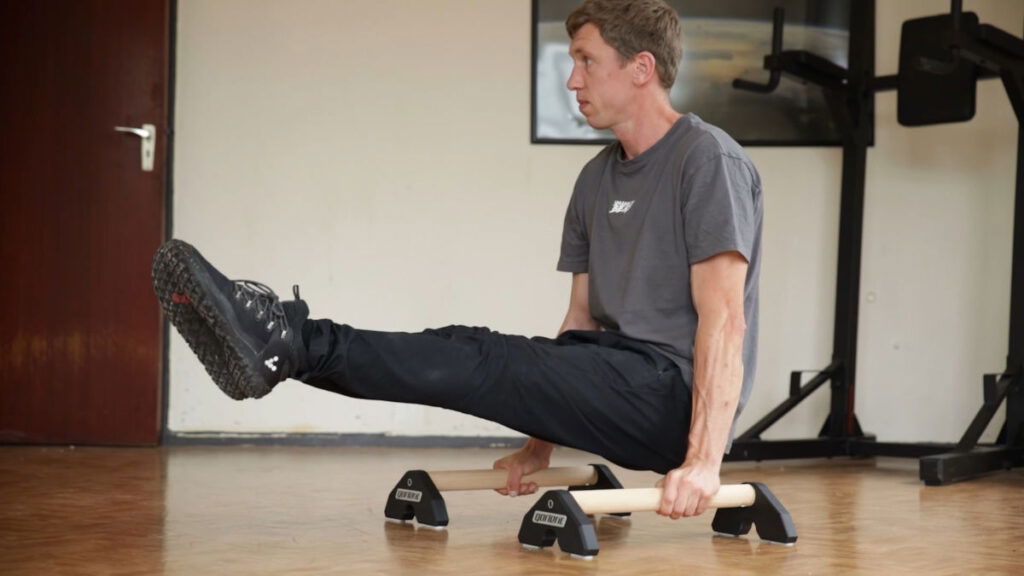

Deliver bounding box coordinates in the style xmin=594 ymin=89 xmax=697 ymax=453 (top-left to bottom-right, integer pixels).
xmin=566 ymin=65 xmax=582 ymax=91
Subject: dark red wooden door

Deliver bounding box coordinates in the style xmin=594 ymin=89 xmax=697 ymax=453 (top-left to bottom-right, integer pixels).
xmin=0 ymin=0 xmax=169 ymax=444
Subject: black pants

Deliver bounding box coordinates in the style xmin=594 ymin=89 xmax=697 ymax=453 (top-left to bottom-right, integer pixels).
xmin=298 ymin=321 xmax=692 ymax=474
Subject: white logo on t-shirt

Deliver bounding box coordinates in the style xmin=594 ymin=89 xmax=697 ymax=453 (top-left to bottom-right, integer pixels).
xmin=609 ymin=200 xmax=635 ymax=214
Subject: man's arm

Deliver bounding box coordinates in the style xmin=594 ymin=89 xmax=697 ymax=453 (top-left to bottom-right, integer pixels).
xmin=559 ymin=272 xmax=601 ymax=334
xmin=657 ymin=251 xmax=748 ymax=518
xmin=493 ymin=273 xmax=599 ymax=496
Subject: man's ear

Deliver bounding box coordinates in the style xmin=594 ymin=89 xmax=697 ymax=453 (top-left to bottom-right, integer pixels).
xmin=632 ymin=51 xmax=658 ymax=86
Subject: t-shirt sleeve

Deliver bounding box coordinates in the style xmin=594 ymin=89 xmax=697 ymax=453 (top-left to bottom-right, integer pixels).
xmin=557 ymin=179 xmax=589 ymax=273
xmin=682 ymin=153 xmax=760 ymax=264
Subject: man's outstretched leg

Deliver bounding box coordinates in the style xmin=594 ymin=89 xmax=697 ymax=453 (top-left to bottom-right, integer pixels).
xmin=297 ymin=322 xmax=691 ymax=472
xmin=153 ymin=239 xmax=691 ymax=472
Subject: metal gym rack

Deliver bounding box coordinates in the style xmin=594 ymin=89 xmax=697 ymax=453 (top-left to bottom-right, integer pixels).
xmin=724 ymin=0 xmax=1024 ymax=486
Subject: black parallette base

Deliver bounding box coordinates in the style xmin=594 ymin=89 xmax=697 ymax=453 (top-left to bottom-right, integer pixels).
xmin=518 ymin=490 xmax=599 ymax=557
xmin=711 ymin=482 xmax=798 ymax=544
xmin=383 ymin=470 xmax=448 ymax=527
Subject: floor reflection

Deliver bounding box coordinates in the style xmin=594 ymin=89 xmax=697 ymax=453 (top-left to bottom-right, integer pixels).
xmin=383 ymin=518 xmax=450 ymax=570
xmin=0 ymin=446 xmax=166 ymax=575
xmin=592 ymin=514 xmax=632 ymax=544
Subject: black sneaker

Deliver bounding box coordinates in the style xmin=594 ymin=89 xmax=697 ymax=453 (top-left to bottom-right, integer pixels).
xmin=152 ymin=239 xmax=309 ymax=400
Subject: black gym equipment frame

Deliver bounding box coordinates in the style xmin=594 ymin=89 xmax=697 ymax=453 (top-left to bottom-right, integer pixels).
xmin=725 ymin=0 xmax=1024 ymax=485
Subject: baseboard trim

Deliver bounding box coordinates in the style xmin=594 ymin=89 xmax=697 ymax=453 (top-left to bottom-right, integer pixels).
xmin=164 ymin=431 xmax=526 ymax=448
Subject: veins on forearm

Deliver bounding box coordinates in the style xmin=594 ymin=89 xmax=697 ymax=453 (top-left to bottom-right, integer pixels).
xmin=688 ymin=313 xmax=744 ymax=465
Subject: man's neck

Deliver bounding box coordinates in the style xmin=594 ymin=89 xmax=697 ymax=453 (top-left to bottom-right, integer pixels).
xmin=612 ymin=98 xmax=683 ymax=160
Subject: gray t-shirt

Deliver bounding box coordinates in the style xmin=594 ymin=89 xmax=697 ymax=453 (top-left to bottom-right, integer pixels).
xmin=557 ymin=113 xmax=763 ymax=417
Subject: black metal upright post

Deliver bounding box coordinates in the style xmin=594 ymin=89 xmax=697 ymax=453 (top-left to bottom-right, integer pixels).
xmin=827 ymin=0 xmax=874 ymax=438
xmin=729 ymin=1 xmax=875 ymax=461
xmin=1007 ymin=125 xmax=1024 ymax=447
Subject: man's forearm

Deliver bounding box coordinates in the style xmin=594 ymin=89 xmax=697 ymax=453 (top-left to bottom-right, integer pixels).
xmin=686 ymin=310 xmax=745 ymax=470
xmin=658 ymin=251 xmax=748 ymax=517
xmin=559 ymin=272 xmax=600 ymax=334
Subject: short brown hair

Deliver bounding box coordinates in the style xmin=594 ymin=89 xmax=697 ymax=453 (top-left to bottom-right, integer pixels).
xmin=566 ymin=0 xmax=682 ymax=89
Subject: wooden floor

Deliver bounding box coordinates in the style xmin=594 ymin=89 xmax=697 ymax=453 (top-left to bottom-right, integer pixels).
xmin=0 ymin=445 xmax=1021 ymax=575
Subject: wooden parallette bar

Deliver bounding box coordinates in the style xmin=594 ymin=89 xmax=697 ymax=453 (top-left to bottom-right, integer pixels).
xmin=383 ymin=464 xmax=625 ymax=528
xmin=428 ymin=465 xmax=597 ymax=492
xmin=570 ymin=484 xmax=756 ymax=516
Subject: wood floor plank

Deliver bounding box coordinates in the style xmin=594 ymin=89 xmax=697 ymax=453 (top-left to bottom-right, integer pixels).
xmin=0 ymin=446 xmax=1021 ymax=575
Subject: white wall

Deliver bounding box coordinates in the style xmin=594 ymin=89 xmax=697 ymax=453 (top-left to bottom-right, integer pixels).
xmin=171 ymin=0 xmax=1022 ymax=444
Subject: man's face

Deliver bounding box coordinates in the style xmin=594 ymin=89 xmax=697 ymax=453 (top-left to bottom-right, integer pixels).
xmin=566 ymin=23 xmax=635 ymax=131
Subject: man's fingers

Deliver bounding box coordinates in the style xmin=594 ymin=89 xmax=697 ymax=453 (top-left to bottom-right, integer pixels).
xmin=506 ymin=467 xmax=524 ymax=496
xmin=656 ymin=466 xmax=722 ymax=518
xmin=670 ymin=491 xmax=686 ymax=519
xmin=660 ymin=471 xmax=708 ymax=519
xmin=670 ymin=488 xmax=699 ymax=519
xmin=681 ymin=489 xmax=714 ymax=517
xmin=683 ymin=492 xmax=701 ymax=517
xmin=515 ymin=480 xmax=539 ymax=496
xmin=658 ymin=474 xmax=679 ymax=516
xmin=694 ymin=494 xmax=712 ymax=517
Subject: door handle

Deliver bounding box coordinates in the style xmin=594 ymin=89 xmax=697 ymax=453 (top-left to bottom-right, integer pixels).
xmin=114 ymin=124 xmax=156 ymax=172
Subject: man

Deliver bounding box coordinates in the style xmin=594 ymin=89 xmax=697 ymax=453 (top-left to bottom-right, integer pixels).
xmin=153 ymin=0 xmax=761 ymax=520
